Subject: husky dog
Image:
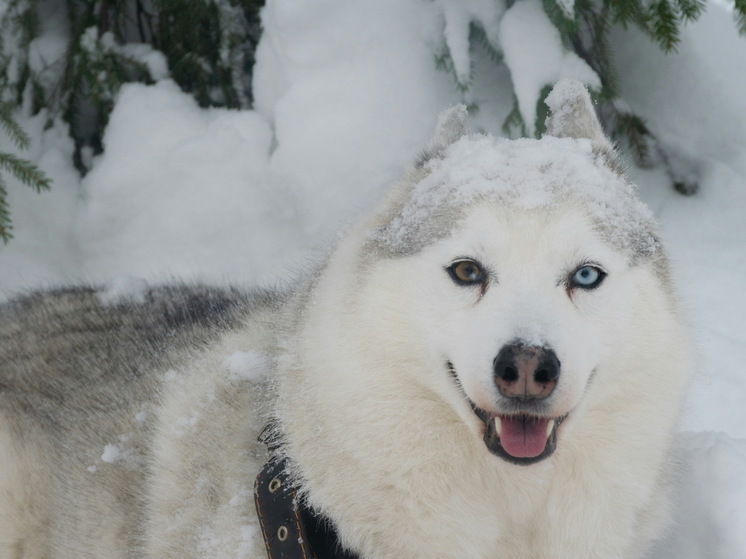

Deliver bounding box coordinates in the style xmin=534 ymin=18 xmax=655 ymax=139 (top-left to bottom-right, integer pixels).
xmin=0 ymin=80 xmax=690 ymax=558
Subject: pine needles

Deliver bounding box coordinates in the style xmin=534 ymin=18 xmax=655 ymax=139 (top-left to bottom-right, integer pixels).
xmin=0 ymin=102 xmax=50 ymax=243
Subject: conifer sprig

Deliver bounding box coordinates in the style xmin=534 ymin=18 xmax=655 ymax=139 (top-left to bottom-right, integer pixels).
xmin=735 ymin=0 xmax=746 ymax=34
xmin=0 ymin=176 xmax=12 ymax=242
xmin=0 ymin=149 xmax=51 ymax=244
xmin=0 ymin=102 xmax=51 ymax=243
xmin=0 ymin=152 xmax=51 ymax=193
xmin=0 ymin=102 xmax=31 ymax=150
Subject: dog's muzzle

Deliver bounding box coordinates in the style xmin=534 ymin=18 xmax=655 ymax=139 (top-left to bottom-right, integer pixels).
xmin=449 ymin=342 xmax=569 ymax=465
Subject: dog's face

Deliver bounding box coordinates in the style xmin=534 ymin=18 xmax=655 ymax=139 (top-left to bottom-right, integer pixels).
xmin=352 ymin=84 xmax=665 ymax=466
xmin=364 ymin=199 xmax=650 ymax=465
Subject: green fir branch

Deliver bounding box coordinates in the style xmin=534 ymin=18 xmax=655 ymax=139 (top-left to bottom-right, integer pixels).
xmin=734 ymin=0 xmax=746 ymax=35
xmin=533 ymin=85 xmax=554 ymax=138
xmin=434 ymin=51 xmax=471 ymax=94
xmin=609 ymin=0 xmax=645 ymax=27
xmin=0 ymin=175 xmax=12 ymax=243
xmin=569 ymin=0 xmax=618 ymax=101
xmin=502 ymin=96 xmax=528 ymax=138
xmin=0 ymin=150 xmax=50 ymax=244
xmin=469 ymin=23 xmax=502 ymax=65
xmin=0 ymin=152 xmax=51 ymax=192
xmin=613 ymin=111 xmax=655 ymax=167
xmin=649 ymin=0 xmax=682 ymax=52
xmin=675 ymin=0 xmax=705 ymax=22
xmin=543 ymin=0 xmax=579 ymax=45
xmin=0 ymin=102 xmax=31 ymax=150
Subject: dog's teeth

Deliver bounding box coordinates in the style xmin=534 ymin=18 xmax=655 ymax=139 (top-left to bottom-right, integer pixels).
xmin=494 ymin=416 xmax=502 ymax=436
xmin=546 ymin=419 xmax=555 ymax=438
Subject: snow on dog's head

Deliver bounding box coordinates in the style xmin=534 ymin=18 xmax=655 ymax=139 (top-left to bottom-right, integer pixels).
xmin=369 ymin=80 xmax=661 ymax=266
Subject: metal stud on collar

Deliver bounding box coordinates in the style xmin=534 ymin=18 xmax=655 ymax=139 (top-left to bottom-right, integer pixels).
xmin=268 ymin=478 xmax=282 ymax=493
xmin=277 ymin=526 xmax=288 ymax=542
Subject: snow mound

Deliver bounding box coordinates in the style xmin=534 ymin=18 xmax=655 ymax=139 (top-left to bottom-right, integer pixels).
xmin=652 ymin=432 xmax=746 ymax=558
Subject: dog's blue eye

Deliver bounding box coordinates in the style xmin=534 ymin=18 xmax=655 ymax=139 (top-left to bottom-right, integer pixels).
xmin=447 ymin=259 xmax=487 ymax=286
xmin=571 ymin=265 xmax=605 ymax=289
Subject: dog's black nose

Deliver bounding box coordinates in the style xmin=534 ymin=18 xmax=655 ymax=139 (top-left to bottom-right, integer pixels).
xmin=493 ymin=342 xmax=560 ymax=400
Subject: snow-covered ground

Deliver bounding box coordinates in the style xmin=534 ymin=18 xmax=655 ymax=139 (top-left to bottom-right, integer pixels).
xmin=1 ymin=0 xmax=745 ymax=556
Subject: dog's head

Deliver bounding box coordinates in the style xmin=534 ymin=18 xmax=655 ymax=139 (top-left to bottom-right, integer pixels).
xmin=353 ymin=81 xmax=672 ymax=465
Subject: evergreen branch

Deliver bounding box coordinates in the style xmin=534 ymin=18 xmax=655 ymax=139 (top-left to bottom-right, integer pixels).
xmin=613 ymin=111 xmax=654 ymax=167
xmin=0 ymin=152 xmax=51 ymax=192
xmin=543 ymin=0 xmax=579 ymax=43
xmin=0 ymin=175 xmax=12 ymax=243
xmin=649 ymin=0 xmax=681 ymax=52
xmin=534 ymin=85 xmax=554 ymax=138
xmin=573 ymin=0 xmax=618 ymax=100
xmin=675 ymin=0 xmax=705 ymax=22
xmin=470 ymin=23 xmax=502 ymax=65
xmin=433 ymin=51 xmax=471 ymax=94
xmin=502 ymin=96 xmax=528 ymax=138
xmin=608 ymin=0 xmax=645 ymax=26
xmin=0 ymin=102 xmax=31 ymax=150
xmin=734 ymin=0 xmax=746 ymax=35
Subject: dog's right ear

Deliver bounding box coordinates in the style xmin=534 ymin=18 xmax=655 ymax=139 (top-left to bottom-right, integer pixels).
xmin=415 ymin=104 xmax=468 ymax=168
xmin=544 ymin=80 xmax=624 ymax=175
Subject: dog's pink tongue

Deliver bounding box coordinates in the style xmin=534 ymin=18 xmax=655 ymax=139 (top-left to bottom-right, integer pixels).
xmin=500 ymin=416 xmax=549 ymax=458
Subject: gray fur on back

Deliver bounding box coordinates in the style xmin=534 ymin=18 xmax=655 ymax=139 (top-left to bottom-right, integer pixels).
xmin=1 ymin=285 xmax=265 ymax=406
xmin=0 ymin=284 xmax=279 ymax=558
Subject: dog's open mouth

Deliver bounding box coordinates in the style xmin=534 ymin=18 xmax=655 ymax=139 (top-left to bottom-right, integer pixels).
xmin=448 ymin=362 xmax=567 ymax=465
xmin=473 ymin=407 xmax=567 ymax=465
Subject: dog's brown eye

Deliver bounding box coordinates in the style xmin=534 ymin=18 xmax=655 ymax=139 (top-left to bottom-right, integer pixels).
xmin=447 ymin=259 xmax=487 ymax=286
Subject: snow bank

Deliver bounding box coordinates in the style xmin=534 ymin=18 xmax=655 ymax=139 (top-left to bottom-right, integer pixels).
xmin=650 ymin=432 xmax=746 ymax=558
xmin=74 ymin=80 xmax=304 ymax=288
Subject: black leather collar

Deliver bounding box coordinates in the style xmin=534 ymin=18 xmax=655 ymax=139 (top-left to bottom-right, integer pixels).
xmin=254 ymin=428 xmax=359 ymax=559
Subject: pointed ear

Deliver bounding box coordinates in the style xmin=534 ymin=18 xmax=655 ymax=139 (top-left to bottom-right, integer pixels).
xmin=416 ymin=104 xmax=468 ymax=168
xmin=544 ymin=80 xmax=624 ymax=174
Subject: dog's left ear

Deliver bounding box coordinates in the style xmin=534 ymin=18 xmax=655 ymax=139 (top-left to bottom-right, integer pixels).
xmin=544 ymin=80 xmax=624 ymax=175
xmin=416 ymin=104 xmax=468 ymax=168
